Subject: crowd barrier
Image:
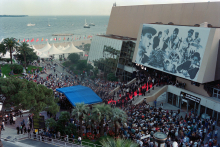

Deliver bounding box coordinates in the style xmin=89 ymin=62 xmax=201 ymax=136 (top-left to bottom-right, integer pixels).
xmin=13 ymin=133 xmax=103 ymax=147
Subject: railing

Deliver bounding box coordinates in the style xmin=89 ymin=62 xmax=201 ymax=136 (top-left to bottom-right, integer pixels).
xmin=108 ymin=78 xmax=136 ymax=96
xmin=13 ymin=133 xmax=103 ymax=147
xmin=133 ymin=83 xmax=158 ymax=105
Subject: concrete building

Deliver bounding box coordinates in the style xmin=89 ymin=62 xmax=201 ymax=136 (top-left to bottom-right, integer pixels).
xmin=89 ymin=1 xmax=220 ymax=125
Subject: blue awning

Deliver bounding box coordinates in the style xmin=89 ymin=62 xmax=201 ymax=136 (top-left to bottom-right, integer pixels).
xmin=56 ymin=85 xmax=102 ymax=106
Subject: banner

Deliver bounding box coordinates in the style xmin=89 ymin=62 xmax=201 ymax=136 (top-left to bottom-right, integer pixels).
xmin=135 ymin=24 xmax=211 ymax=81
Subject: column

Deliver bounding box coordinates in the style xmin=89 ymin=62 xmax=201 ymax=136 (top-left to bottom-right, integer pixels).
xmin=177 ymin=96 xmax=180 ymax=107
xmin=187 ymin=100 xmax=189 ymax=112
xmin=205 ymin=107 xmax=207 ymax=115
xmin=198 ymin=104 xmax=201 ymax=116
xmin=180 ymin=96 xmax=182 ymax=109
xmin=194 ymin=102 xmax=196 ymax=114
xmin=172 ymin=94 xmax=174 ymax=106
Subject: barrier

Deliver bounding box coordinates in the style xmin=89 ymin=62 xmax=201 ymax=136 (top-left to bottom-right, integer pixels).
xmin=14 ymin=133 xmax=103 ymax=147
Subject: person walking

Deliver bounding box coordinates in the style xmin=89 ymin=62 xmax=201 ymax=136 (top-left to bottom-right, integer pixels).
xmin=154 ymin=100 xmax=157 ymax=107
xmin=78 ymin=136 xmax=81 ymax=145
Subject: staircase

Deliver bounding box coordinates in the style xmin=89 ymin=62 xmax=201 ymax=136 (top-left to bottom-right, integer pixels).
xmin=132 ymin=85 xmax=167 ymax=105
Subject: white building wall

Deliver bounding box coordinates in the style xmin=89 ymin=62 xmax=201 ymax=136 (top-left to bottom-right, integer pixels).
xmin=88 ymin=36 xmax=123 ymax=63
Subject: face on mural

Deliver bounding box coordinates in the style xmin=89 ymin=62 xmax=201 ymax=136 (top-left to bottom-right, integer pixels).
xmin=141 ymin=33 xmax=152 ymax=49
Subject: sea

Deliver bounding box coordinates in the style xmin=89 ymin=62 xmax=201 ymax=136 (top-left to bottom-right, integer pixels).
xmin=0 ymin=16 xmax=109 ymax=45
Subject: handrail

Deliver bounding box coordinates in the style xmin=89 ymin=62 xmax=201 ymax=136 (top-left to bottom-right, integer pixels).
xmin=133 ymin=83 xmax=158 ymax=105
xmin=109 ymin=78 xmax=136 ymax=96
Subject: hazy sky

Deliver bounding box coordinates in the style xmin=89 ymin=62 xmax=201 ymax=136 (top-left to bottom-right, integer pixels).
xmin=0 ymin=0 xmax=220 ymax=16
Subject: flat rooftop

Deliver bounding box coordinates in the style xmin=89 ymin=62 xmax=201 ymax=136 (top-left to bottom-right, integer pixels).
xmin=98 ymin=34 xmax=136 ymax=41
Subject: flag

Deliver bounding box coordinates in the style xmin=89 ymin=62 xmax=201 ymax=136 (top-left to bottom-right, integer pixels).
xmin=46 ymin=39 xmax=48 ymax=41
xmin=63 ymin=37 xmax=65 ymax=40
xmin=36 ymin=38 xmax=39 ymax=42
xmin=17 ymin=39 xmax=20 ymax=43
xmin=31 ymin=38 xmax=34 ymax=42
xmin=23 ymin=38 xmax=25 ymax=42
xmin=59 ymin=38 xmax=61 ymax=41
xmin=54 ymin=38 xmax=56 ymax=41
xmin=85 ymin=54 xmax=88 ymax=57
xmin=67 ymin=37 xmax=69 ymax=41
xmin=41 ymin=38 xmax=43 ymax=42
xmin=26 ymin=38 xmax=29 ymax=42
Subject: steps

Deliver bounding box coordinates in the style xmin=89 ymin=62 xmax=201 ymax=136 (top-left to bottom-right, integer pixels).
xmin=132 ymin=85 xmax=167 ymax=105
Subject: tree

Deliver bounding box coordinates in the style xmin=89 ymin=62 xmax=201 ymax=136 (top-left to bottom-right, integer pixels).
xmin=72 ymin=103 xmax=89 ymax=137
xmin=45 ymin=118 xmax=57 ymax=128
xmin=76 ymin=60 xmax=87 ymax=70
xmin=84 ymin=44 xmax=91 ymax=51
xmin=56 ymin=111 xmax=70 ymax=135
xmin=100 ymin=137 xmax=139 ymax=147
xmin=107 ymin=73 xmax=118 ymax=81
xmin=111 ymin=108 xmax=127 ymax=138
xmin=0 ymin=77 xmax=59 ymax=145
xmin=92 ymin=103 xmax=112 ymax=136
xmin=17 ymin=42 xmax=38 ymax=69
xmin=0 ymin=38 xmax=19 ymax=64
xmin=68 ymin=53 xmax=80 ymax=63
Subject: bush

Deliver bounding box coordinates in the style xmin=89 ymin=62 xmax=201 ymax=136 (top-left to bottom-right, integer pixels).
xmin=69 ymin=65 xmax=75 ymax=71
xmin=62 ymin=61 xmax=72 ymax=67
xmin=9 ymin=64 xmax=23 ymax=74
xmin=68 ymin=53 xmax=80 ymax=63
xmin=76 ymin=60 xmax=87 ymax=70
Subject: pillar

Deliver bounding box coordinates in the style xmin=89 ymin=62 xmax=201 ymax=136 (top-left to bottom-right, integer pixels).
xmin=187 ymin=100 xmax=189 ymax=112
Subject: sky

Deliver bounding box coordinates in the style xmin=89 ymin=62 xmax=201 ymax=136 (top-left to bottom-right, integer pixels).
xmin=0 ymin=0 xmax=220 ymax=16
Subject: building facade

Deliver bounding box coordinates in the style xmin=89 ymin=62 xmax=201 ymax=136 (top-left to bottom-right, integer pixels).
xmin=89 ymin=1 xmax=220 ymax=125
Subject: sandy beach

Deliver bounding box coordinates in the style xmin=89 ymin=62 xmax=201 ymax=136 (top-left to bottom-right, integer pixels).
xmin=33 ymin=39 xmax=91 ymax=49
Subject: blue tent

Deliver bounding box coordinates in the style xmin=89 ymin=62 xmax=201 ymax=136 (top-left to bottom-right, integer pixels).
xmin=56 ymin=85 xmax=102 ymax=106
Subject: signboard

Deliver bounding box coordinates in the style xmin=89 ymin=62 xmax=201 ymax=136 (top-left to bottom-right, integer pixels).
xmin=33 ymin=116 xmax=45 ymax=129
xmin=180 ymin=91 xmax=201 ymax=103
xmin=135 ymin=24 xmax=210 ymax=81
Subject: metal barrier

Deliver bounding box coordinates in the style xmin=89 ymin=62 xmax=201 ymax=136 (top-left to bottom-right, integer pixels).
xmin=14 ymin=133 xmax=103 ymax=147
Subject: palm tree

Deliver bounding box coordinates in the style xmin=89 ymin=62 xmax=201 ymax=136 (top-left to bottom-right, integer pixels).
xmin=17 ymin=42 xmax=34 ymax=70
xmin=72 ymin=103 xmax=89 ymax=137
xmin=111 ymin=107 xmax=127 ymax=138
xmin=100 ymin=137 xmax=139 ymax=147
xmin=92 ymin=103 xmax=112 ymax=136
xmin=0 ymin=38 xmax=19 ymax=64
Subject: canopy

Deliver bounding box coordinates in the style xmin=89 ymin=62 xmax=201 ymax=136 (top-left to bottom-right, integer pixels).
xmin=45 ymin=44 xmax=63 ymax=55
xmin=31 ymin=46 xmax=42 ymax=56
xmin=62 ymin=43 xmax=84 ymax=54
xmin=57 ymin=45 xmax=63 ymax=50
xmin=38 ymin=42 xmax=51 ymax=52
xmin=38 ymin=52 xmax=50 ymax=58
xmin=1 ymin=51 xmax=17 ymax=58
xmin=56 ymin=85 xmax=102 ymax=106
xmin=62 ymin=44 xmax=69 ymax=50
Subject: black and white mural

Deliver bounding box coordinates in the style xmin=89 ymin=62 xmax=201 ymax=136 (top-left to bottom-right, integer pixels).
xmin=135 ymin=24 xmax=211 ymax=81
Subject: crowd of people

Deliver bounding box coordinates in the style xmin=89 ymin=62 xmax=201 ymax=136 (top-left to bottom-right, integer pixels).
xmin=6 ymin=59 xmax=220 ymax=147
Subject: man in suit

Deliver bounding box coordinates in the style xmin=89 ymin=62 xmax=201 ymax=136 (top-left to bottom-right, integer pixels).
xmin=177 ymin=52 xmax=201 ymax=79
xmin=138 ymin=25 xmax=157 ymax=64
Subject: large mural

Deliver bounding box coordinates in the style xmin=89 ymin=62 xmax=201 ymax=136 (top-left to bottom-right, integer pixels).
xmin=135 ymin=24 xmax=211 ymax=81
